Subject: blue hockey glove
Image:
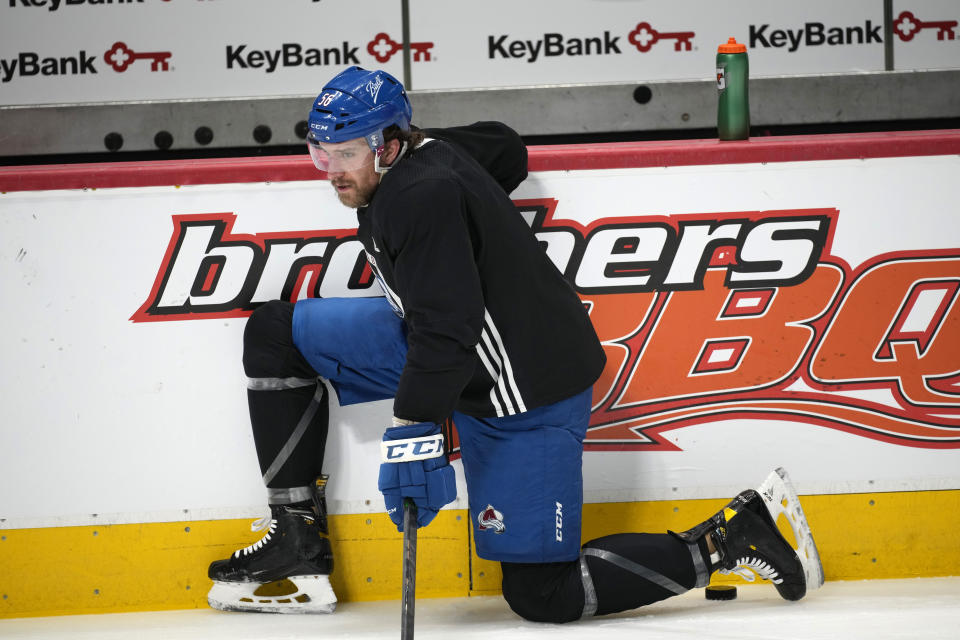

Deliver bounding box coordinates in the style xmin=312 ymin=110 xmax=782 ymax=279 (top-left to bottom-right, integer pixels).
xmin=378 ymin=422 xmax=457 ymax=531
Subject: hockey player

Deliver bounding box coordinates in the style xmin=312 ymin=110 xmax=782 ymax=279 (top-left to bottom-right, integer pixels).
xmin=207 ymin=66 xmax=823 ymax=621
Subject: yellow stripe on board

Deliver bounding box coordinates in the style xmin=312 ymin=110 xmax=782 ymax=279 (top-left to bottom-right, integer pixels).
xmin=2 ymin=490 xmax=959 ymax=618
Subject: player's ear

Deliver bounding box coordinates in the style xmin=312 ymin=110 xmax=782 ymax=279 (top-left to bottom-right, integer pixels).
xmin=380 ymin=139 xmax=402 ymax=166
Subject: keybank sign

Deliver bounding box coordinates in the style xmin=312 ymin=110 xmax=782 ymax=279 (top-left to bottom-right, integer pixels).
xmin=7 ymin=0 xmax=144 ymax=10
xmin=1 ymin=51 xmax=97 ymax=82
xmin=750 ymin=21 xmax=884 ymax=51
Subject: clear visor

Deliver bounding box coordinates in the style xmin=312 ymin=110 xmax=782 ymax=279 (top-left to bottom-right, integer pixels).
xmin=307 ymin=138 xmax=376 ymax=173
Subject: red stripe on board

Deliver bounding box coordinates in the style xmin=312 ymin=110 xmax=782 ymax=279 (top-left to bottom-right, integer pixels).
xmin=2 ymin=130 xmax=959 ymax=193
xmin=0 ymin=155 xmax=319 ymax=193
xmin=531 ymin=129 xmax=960 ymax=172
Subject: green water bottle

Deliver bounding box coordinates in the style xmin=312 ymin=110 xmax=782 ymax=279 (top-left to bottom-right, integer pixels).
xmin=716 ymin=37 xmax=749 ymax=140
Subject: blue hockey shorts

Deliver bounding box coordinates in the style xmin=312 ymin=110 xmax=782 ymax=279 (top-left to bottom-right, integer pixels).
xmin=292 ymin=296 xmax=590 ymax=563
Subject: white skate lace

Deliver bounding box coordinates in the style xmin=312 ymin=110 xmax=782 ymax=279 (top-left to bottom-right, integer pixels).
xmin=720 ymin=556 xmax=783 ymax=584
xmin=233 ymin=516 xmax=277 ymax=558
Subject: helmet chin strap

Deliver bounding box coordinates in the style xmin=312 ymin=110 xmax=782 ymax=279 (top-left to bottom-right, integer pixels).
xmin=375 ymin=141 xmax=408 ymax=176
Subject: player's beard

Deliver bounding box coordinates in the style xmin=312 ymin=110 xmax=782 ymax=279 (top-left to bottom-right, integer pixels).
xmin=332 ymin=176 xmax=378 ymax=208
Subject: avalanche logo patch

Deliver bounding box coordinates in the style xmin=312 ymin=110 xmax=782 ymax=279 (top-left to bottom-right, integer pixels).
xmin=478 ymin=504 xmax=505 ymax=534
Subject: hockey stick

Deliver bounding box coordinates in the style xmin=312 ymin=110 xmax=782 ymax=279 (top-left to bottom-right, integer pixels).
xmin=401 ymin=497 xmax=418 ymax=640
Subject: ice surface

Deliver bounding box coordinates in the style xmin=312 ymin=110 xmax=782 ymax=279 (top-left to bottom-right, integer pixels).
xmin=2 ymin=577 xmax=958 ymax=640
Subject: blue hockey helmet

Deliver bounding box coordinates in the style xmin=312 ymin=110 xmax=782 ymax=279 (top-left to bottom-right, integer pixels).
xmin=307 ymin=66 xmax=412 ymax=154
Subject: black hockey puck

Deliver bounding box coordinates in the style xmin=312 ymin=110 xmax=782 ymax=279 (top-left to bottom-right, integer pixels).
xmin=705 ymin=585 xmax=737 ymax=601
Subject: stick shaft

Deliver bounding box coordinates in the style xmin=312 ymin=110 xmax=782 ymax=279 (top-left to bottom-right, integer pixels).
xmin=401 ymin=498 xmax=418 ymax=640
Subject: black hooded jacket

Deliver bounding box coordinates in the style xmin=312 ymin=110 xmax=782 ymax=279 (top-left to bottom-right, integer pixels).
xmin=355 ymin=121 xmax=605 ymax=423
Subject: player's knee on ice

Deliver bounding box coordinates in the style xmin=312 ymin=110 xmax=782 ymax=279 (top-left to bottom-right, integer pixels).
xmin=500 ymin=561 xmax=584 ymax=624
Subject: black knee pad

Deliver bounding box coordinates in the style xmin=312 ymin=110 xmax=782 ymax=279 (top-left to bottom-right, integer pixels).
xmin=500 ymin=561 xmax=584 ymax=624
xmin=243 ymin=301 xmax=315 ymax=378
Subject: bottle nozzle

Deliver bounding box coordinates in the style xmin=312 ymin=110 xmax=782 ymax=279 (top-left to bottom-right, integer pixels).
xmin=718 ymin=37 xmax=747 ymax=54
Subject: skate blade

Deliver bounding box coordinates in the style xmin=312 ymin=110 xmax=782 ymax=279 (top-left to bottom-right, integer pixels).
xmin=208 ymin=575 xmax=337 ymax=614
xmin=756 ymin=467 xmax=825 ymax=590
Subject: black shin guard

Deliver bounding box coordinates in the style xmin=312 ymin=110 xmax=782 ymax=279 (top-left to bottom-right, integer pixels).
xmin=243 ymin=301 xmax=329 ymax=500
xmin=248 ymin=382 xmax=329 ymax=494
xmin=500 ymin=532 xmax=709 ymax=623
xmin=579 ymin=533 xmax=709 ymax=617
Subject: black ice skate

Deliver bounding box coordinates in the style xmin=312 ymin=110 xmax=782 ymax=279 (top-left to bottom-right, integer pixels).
xmin=674 ymin=468 xmax=824 ymax=601
xmin=207 ymin=504 xmax=336 ymax=613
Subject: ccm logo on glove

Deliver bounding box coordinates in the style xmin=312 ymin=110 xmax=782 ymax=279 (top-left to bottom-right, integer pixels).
xmin=380 ymin=434 xmax=445 ymax=462
xmin=379 ymin=423 xmax=457 ymax=531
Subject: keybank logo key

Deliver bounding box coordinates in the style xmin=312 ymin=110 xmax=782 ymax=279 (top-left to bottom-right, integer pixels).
xmin=8 ymin=0 xmax=143 ymax=10
xmin=104 ymin=42 xmax=171 ymax=72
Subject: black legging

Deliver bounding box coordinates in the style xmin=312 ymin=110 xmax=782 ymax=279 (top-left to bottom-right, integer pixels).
xmin=501 ymin=532 xmax=708 ymax=623
xmin=243 ymin=300 xmax=328 ymax=496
